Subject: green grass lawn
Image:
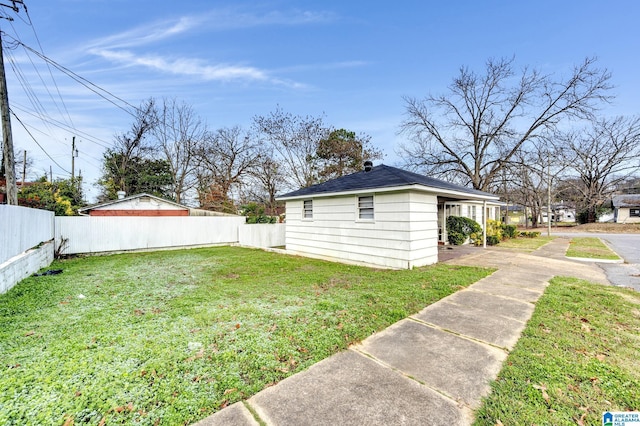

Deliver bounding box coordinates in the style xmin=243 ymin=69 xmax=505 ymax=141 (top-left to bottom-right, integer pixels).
xmin=496 ymin=236 xmax=556 ymax=252
xmin=566 ymin=237 xmax=621 ymax=260
xmin=0 ymin=246 xmax=491 ymax=425
xmin=474 ymin=277 xmax=640 ymax=425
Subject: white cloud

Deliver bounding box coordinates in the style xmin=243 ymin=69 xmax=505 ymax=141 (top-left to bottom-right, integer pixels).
xmin=89 ymin=48 xmax=306 ymax=88
xmin=84 ymin=7 xmax=335 ymax=51
xmin=84 ymin=17 xmax=200 ymax=50
xmin=80 ymin=7 xmax=334 ymax=88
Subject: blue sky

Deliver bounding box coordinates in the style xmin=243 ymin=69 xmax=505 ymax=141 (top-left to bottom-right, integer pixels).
xmin=4 ymin=0 xmax=639 ymax=202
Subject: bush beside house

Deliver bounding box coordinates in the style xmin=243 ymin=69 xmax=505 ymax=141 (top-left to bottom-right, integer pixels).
xmin=447 ymin=216 xmax=534 ymax=246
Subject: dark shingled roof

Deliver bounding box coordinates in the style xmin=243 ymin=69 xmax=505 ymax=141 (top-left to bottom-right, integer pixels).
xmin=612 ymin=194 xmax=640 ymax=208
xmin=278 ymin=164 xmax=497 ymax=199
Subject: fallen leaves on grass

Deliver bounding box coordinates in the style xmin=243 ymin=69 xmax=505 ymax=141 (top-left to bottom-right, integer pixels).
xmin=185 ymin=349 xmax=205 ymax=362
xmin=113 ymin=402 xmax=134 ymax=413
xmin=532 ymin=383 xmax=550 ymax=404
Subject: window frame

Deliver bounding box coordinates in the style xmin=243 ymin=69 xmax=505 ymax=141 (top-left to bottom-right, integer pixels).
xmin=303 ymin=199 xmax=313 ymax=220
xmin=357 ymin=195 xmax=375 ymax=221
xmin=630 ymin=208 xmax=640 ymax=217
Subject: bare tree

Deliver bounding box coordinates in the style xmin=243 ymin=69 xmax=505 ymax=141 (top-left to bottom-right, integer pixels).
xmin=399 ymin=57 xmax=612 ymax=191
xmin=154 ymin=98 xmax=206 ymax=205
xmin=252 ymin=107 xmax=329 ymax=190
xmin=555 ymin=116 xmax=640 ymax=222
xmin=509 ymin=145 xmax=562 ymax=228
xmin=246 ymin=147 xmax=287 ymax=215
xmin=195 ymin=126 xmax=261 ymax=212
xmin=98 ymin=99 xmax=158 ymax=200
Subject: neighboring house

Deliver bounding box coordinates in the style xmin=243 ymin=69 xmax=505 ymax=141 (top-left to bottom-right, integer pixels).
xmin=612 ymin=194 xmax=640 ymax=223
xmin=78 ymin=193 xmax=189 ymax=216
xmin=277 ymin=163 xmax=500 ymax=269
xmin=501 ymin=204 xmax=526 ymax=225
xmin=554 ymin=204 xmax=576 ymax=223
xmin=541 ymin=204 xmax=576 ymax=223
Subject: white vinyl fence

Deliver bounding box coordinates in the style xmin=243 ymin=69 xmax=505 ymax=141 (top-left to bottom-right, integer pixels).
xmin=2 ymin=210 xmax=285 ymax=293
xmin=0 ymin=205 xmax=54 ymax=265
xmin=55 ymin=216 xmax=247 ymax=255
xmin=238 ymin=223 xmax=286 ymax=248
xmin=1 ymin=205 xmax=55 ymax=294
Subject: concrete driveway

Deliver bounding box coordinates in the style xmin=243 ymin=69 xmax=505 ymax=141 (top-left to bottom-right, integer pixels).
xmin=553 ymin=232 xmax=640 ymax=291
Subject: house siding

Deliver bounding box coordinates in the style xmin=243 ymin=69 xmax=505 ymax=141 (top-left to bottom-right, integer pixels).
xmin=616 ymin=207 xmax=640 ymax=223
xmin=285 ymin=191 xmax=438 ymax=269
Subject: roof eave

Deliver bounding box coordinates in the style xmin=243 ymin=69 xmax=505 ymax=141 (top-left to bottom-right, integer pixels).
xmin=277 ymin=184 xmax=499 ymax=202
xmin=78 ymin=193 xmax=187 ymax=212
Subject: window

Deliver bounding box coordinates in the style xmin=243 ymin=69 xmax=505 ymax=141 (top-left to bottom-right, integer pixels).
xmin=470 ymin=205 xmax=477 ymax=222
xmin=303 ymin=200 xmax=313 ymax=219
xmin=631 ymin=208 xmax=640 ymax=217
xmin=358 ymin=195 xmax=374 ymax=220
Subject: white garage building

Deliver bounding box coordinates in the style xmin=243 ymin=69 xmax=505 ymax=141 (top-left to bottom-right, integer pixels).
xmin=277 ymin=163 xmax=500 ymax=269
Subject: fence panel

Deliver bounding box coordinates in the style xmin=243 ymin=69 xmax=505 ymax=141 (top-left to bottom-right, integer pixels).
xmin=238 ymin=223 xmax=286 ymax=248
xmin=55 ymin=216 xmax=247 ymax=255
xmin=0 ymin=205 xmax=54 ymax=264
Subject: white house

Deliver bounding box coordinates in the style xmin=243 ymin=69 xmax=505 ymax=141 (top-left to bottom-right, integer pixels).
xmin=612 ymin=194 xmax=640 ymax=223
xmin=277 ymin=163 xmax=500 ymax=269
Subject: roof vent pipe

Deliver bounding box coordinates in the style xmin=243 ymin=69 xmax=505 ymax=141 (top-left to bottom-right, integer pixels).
xmin=117 ymin=191 xmax=126 ymax=199
xmin=363 ymin=160 xmax=373 ymax=172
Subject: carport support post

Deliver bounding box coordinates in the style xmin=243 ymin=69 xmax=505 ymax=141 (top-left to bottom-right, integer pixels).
xmin=483 ymin=200 xmax=487 ymax=248
xmin=442 ymin=203 xmax=447 ymax=245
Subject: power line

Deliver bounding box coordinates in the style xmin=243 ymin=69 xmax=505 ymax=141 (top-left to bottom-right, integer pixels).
xmin=23 ymin=4 xmax=76 ymax=130
xmin=8 ymin=35 xmax=139 ymax=118
xmin=11 ymin=101 xmax=112 ymax=149
xmin=11 ymin=109 xmax=70 ymax=173
xmin=4 ymin=45 xmax=63 ymax=148
xmin=14 ymin=117 xmax=106 ymax=165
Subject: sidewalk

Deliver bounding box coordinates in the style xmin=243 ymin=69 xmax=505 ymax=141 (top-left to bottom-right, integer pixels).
xmin=194 ymin=239 xmax=609 ymax=426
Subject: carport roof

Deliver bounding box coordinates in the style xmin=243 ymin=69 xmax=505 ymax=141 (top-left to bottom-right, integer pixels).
xmin=277 ymin=164 xmax=498 ymax=201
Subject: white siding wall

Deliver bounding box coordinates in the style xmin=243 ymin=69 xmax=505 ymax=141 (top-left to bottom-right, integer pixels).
xmin=616 ymin=208 xmax=640 ymax=223
xmin=285 ymin=191 xmax=438 ymax=269
xmin=0 ymin=205 xmax=54 ymax=264
xmin=55 ymin=216 xmax=246 ymax=255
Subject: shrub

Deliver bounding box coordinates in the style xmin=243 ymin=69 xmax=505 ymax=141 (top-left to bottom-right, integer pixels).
xmin=519 ymin=231 xmax=541 ymax=238
xmin=242 ymin=203 xmax=277 ymax=224
xmin=470 ymin=219 xmax=505 ymax=246
xmin=448 ymin=231 xmax=467 ymax=246
xmin=486 ymin=219 xmax=503 ymax=242
xmin=486 ymin=235 xmax=501 ymax=245
xmin=446 ymin=216 xmax=482 ymax=245
xmin=502 ymin=224 xmax=518 ymax=239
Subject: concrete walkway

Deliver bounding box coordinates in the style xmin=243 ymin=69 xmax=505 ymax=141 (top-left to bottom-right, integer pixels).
xmin=194 ymin=239 xmax=609 ymax=426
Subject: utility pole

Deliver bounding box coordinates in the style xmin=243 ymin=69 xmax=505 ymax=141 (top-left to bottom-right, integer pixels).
xmin=71 ymin=136 xmax=77 ymax=181
xmin=0 ymin=1 xmax=24 ymax=205
xmin=0 ymin=30 xmax=17 ymax=204
xmin=547 ymin=156 xmax=552 ymax=237
xmin=21 ymin=149 xmax=25 ymax=187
